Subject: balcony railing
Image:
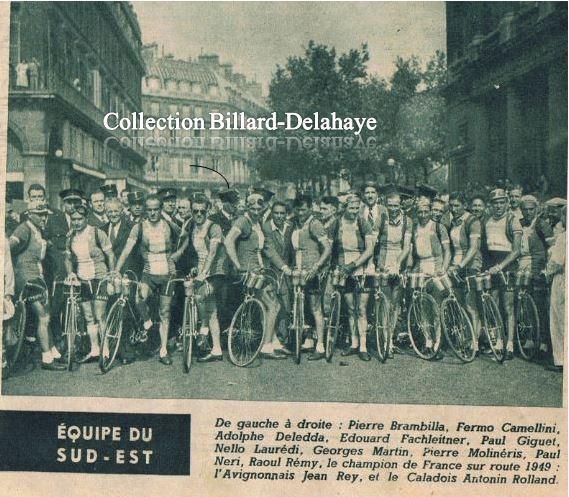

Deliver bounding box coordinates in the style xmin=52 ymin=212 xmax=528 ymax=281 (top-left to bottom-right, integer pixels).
xmin=9 ymin=70 xmax=147 ymax=160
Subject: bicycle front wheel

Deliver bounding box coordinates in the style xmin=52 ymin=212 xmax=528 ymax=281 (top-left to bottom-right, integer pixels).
xmin=182 ymin=298 xmax=198 ymax=373
xmin=99 ymin=300 xmax=124 ymax=374
xmin=374 ymin=291 xmax=391 ymax=363
xmin=64 ymin=301 xmax=78 ymax=371
xmin=516 ymin=292 xmax=540 ymax=361
xmin=480 ymin=294 xmax=506 ymax=363
xmin=441 ymin=297 xmax=476 ymax=363
xmin=407 ymin=292 xmax=441 ymax=360
xmin=325 ymin=292 xmax=341 ymax=362
xmin=5 ymin=300 xmax=27 ymax=371
xmin=228 ymin=298 xmax=265 ymax=367
xmin=293 ymin=290 xmax=304 ymax=365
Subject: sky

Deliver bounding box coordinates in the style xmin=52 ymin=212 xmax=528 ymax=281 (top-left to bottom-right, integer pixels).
xmin=133 ymin=2 xmax=446 ymax=94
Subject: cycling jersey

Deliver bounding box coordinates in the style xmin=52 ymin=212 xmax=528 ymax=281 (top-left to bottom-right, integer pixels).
xmin=411 ymin=220 xmax=449 ymax=275
xmin=10 ymin=221 xmax=47 ymax=291
xmin=519 ymin=217 xmax=552 ymax=276
xmin=291 ymin=215 xmax=328 ymax=270
xmin=67 ymin=225 xmax=112 ymax=281
xmin=484 ymin=213 xmax=522 ymax=269
xmin=449 ymin=212 xmax=482 ymax=271
xmin=128 ymin=219 xmax=176 ymax=276
xmin=330 ymin=216 xmax=375 ymax=276
xmin=233 ymin=214 xmax=265 ymax=272
xmin=376 ymin=212 xmax=411 ymax=272
xmin=189 ymin=219 xmax=226 ymax=276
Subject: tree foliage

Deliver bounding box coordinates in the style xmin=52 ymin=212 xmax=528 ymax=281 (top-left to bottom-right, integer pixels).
xmin=251 ymin=43 xmax=448 ymax=191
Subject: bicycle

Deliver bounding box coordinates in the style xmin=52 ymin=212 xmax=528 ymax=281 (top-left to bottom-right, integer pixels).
xmin=53 ymin=280 xmax=87 ymax=371
xmin=369 ymin=272 xmax=394 ymax=363
xmin=99 ymin=271 xmax=144 ymax=374
xmin=437 ymin=273 xmax=476 ymax=363
xmin=290 ymin=268 xmax=309 ymax=365
xmin=514 ymin=271 xmax=540 ymax=361
xmin=406 ymin=273 xmax=442 ymax=360
xmin=166 ymin=269 xmax=203 ymax=373
xmin=324 ymin=268 xmax=346 ymax=362
xmin=3 ymin=280 xmax=48 ymax=374
xmin=467 ymin=272 xmax=506 ymax=363
xmin=227 ymin=270 xmax=270 ymax=367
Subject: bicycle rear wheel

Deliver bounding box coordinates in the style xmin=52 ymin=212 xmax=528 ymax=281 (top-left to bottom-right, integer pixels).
xmin=516 ymin=292 xmax=540 ymax=361
xmin=374 ymin=291 xmax=390 ymax=363
xmin=182 ymin=298 xmax=197 ymax=373
xmin=407 ymin=292 xmax=441 ymax=360
xmin=293 ymin=290 xmax=304 ymax=365
xmin=228 ymin=298 xmax=265 ymax=367
xmin=441 ymin=297 xmax=476 ymax=363
xmin=480 ymin=294 xmax=506 ymax=363
xmin=325 ymin=293 xmax=341 ymax=362
xmin=99 ymin=300 xmax=124 ymax=373
xmin=5 ymin=300 xmax=27 ymax=371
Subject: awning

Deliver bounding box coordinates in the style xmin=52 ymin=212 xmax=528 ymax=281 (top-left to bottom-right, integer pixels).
xmin=72 ymin=163 xmax=106 ymax=180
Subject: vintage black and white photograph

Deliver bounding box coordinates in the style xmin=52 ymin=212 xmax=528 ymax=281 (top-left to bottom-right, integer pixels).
xmin=1 ymin=1 xmax=566 ymax=408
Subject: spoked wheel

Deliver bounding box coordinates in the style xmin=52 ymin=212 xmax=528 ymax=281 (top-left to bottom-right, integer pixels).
xmin=516 ymin=291 xmax=540 ymax=361
xmin=325 ymin=293 xmax=341 ymax=362
xmin=5 ymin=299 xmax=27 ymax=372
xmin=440 ymin=297 xmax=476 ymax=363
xmin=293 ymin=289 xmax=304 ymax=365
xmin=373 ymin=291 xmax=391 ymax=363
xmin=228 ymin=297 xmax=265 ymax=367
xmin=63 ymin=301 xmax=78 ymax=371
xmin=182 ymin=298 xmax=198 ymax=373
xmin=407 ymin=292 xmax=441 ymax=360
xmin=99 ymin=300 xmax=124 ymax=374
xmin=480 ymin=294 xmax=506 ymax=363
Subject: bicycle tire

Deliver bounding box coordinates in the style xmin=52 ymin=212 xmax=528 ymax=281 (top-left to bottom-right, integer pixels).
xmin=99 ymin=300 xmax=124 ymax=373
xmin=182 ymin=298 xmax=197 ymax=373
xmin=373 ymin=291 xmax=390 ymax=363
xmin=293 ymin=289 xmax=304 ymax=365
xmin=228 ymin=298 xmax=265 ymax=367
xmin=440 ymin=297 xmax=476 ymax=363
xmin=516 ymin=292 xmax=540 ymax=361
xmin=6 ymin=300 xmax=27 ymax=371
xmin=64 ymin=300 xmax=76 ymax=371
xmin=480 ymin=294 xmax=506 ymax=363
xmin=407 ymin=292 xmax=441 ymax=360
xmin=325 ymin=292 xmax=341 ymax=362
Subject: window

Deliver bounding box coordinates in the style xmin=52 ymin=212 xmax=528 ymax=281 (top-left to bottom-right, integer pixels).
xmin=169 ymin=104 xmax=178 ymax=115
xmin=150 ymin=102 xmax=160 ymax=115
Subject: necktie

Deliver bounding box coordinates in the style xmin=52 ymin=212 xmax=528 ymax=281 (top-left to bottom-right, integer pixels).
xmin=110 ymin=224 xmax=117 ymax=244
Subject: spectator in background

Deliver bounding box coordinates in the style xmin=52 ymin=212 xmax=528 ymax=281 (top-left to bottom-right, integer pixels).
xmin=545 ymin=206 xmax=565 ymax=373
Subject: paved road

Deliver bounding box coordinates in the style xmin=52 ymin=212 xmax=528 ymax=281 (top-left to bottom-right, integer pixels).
xmin=2 ymin=346 xmax=562 ymax=407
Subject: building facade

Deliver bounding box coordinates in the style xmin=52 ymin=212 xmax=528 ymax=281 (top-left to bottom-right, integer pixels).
xmin=7 ymin=2 xmax=148 ymax=206
xmin=141 ymin=44 xmax=267 ymax=193
xmin=446 ymin=2 xmax=567 ymax=195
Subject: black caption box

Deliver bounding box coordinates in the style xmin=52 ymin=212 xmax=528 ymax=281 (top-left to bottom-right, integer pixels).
xmin=0 ymin=410 xmax=191 ymax=475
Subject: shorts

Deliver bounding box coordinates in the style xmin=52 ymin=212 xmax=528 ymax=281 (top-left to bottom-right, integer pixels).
xmin=79 ymin=279 xmax=108 ymax=302
xmin=344 ymin=275 xmax=374 ymax=294
xmin=141 ymin=273 xmax=175 ymax=297
xmin=304 ymin=274 xmax=323 ymax=295
xmin=21 ymin=277 xmax=48 ymax=305
xmin=200 ymin=274 xmax=225 ymax=302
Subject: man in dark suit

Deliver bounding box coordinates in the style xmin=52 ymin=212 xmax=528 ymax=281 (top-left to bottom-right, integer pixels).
xmin=87 ymin=189 xmax=108 ymax=229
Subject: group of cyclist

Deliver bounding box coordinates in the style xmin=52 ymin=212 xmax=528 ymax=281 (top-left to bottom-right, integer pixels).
xmin=2 ymin=178 xmax=566 ymax=374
